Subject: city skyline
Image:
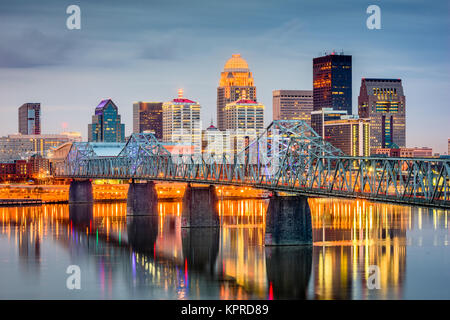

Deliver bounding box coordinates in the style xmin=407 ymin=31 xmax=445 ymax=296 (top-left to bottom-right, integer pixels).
xmin=0 ymin=0 xmax=448 ymax=153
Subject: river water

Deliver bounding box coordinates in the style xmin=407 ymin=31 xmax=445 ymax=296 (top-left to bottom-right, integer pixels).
xmin=0 ymin=198 xmax=448 ymax=299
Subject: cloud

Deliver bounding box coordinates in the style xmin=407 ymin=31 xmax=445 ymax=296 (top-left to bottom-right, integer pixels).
xmin=0 ymin=29 xmax=77 ymax=68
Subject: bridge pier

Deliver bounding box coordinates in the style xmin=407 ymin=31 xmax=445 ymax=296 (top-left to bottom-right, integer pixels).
xmin=265 ymin=193 xmax=312 ymax=246
xmin=127 ymin=181 xmax=158 ymax=216
xmin=69 ymin=179 xmax=93 ymax=203
xmin=181 ymin=184 xmax=219 ymax=228
xmin=182 ymin=228 xmax=220 ymax=276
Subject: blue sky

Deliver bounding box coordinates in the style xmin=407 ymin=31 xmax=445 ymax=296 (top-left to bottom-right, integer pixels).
xmin=0 ymin=0 xmax=449 ymax=152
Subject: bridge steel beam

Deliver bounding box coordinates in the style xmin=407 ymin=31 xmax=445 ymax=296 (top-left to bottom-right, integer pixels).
xmin=182 ymin=184 xmax=219 ymax=228
xmin=69 ymin=179 xmax=93 ymax=204
xmin=127 ymin=181 xmax=158 ymax=216
xmin=56 ymin=125 xmax=450 ymax=209
xmin=265 ymin=193 xmax=312 ymax=246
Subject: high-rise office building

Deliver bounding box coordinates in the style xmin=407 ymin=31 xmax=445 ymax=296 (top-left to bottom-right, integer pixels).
xmin=217 ymin=54 xmax=256 ymax=131
xmin=323 ymin=116 xmax=370 ymax=156
xmin=133 ymin=102 xmax=163 ymax=139
xmin=358 ymin=78 xmax=406 ymax=153
xmin=272 ymin=90 xmax=313 ymax=126
xmin=162 ymin=89 xmax=201 ymax=152
xmin=311 ymin=108 xmax=348 ymax=137
xmin=88 ymin=99 xmax=125 ymax=142
xmin=313 ymin=53 xmax=352 ymax=114
xmin=18 ymin=103 xmax=41 ymax=135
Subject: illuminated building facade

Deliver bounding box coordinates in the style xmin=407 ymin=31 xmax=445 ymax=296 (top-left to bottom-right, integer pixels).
xmin=358 ymin=78 xmax=406 ymax=153
xmin=162 ymin=89 xmax=201 ymax=153
xmin=88 ymin=99 xmax=125 ymax=143
xmin=217 ymin=54 xmax=256 ymax=131
xmin=133 ymin=101 xmax=163 ymax=139
xmin=224 ymin=98 xmax=264 ymax=133
xmin=272 ymin=90 xmax=313 ymax=126
xmin=323 ymin=116 xmax=370 ymax=156
xmin=18 ymin=103 xmax=41 ymax=135
xmin=0 ymin=160 xmax=30 ymax=181
xmin=313 ymin=53 xmax=352 ymax=114
xmin=311 ymin=108 xmax=347 ymax=137
xmin=224 ymin=97 xmax=264 ymax=156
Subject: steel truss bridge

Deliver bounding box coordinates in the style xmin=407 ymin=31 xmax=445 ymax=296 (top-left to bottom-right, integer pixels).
xmin=54 ymin=120 xmax=450 ymax=208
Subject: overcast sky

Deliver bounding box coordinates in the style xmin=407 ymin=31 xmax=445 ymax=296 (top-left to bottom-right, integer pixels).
xmin=0 ymin=0 xmax=448 ymax=152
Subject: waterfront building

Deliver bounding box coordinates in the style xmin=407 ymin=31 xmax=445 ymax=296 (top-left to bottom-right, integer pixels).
xmin=272 ymin=90 xmax=313 ymax=126
xmin=310 ymin=108 xmax=347 ymax=137
xmin=18 ymin=103 xmax=41 ymax=135
xmin=217 ymin=54 xmax=256 ymax=131
xmin=88 ymin=99 xmax=125 ymax=142
xmin=313 ymin=52 xmax=352 ymax=114
xmin=358 ymin=78 xmax=406 ymax=153
xmin=0 ymin=160 xmax=30 ymax=181
xmin=28 ymin=154 xmax=51 ymax=176
xmin=162 ymin=89 xmax=201 ymax=153
xmin=133 ymin=101 xmax=163 ymax=139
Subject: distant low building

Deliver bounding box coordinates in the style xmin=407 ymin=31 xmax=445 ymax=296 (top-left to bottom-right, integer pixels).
xmin=0 ymin=134 xmax=79 ymax=162
xmin=372 ymin=146 xmax=433 ymax=158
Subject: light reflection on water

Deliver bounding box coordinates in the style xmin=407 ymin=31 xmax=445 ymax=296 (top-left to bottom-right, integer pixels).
xmin=0 ymin=198 xmax=448 ymax=299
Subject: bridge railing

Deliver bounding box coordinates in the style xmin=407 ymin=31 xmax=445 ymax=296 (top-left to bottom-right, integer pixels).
xmin=54 ymin=153 xmax=450 ymax=207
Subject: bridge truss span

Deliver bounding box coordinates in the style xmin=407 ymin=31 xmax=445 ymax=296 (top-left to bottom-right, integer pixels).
xmin=55 ymin=121 xmax=450 ymax=208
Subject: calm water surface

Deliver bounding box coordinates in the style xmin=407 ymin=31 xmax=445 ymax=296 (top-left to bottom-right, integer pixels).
xmin=0 ymin=198 xmax=449 ymax=299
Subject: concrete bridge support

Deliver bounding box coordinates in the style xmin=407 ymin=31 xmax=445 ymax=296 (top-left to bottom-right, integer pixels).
xmin=69 ymin=179 xmax=93 ymax=203
xmin=265 ymin=246 xmax=312 ymax=299
xmin=127 ymin=181 xmax=158 ymax=216
xmin=182 ymin=184 xmax=219 ymax=228
xmin=127 ymin=215 xmax=159 ymax=255
xmin=265 ymin=194 xmax=312 ymax=245
xmin=182 ymin=228 xmax=220 ymax=276
xmin=69 ymin=203 xmax=93 ymax=228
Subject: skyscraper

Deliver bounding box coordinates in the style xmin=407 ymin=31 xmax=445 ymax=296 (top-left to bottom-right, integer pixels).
xmin=133 ymin=102 xmax=163 ymax=139
xmin=217 ymin=54 xmax=256 ymax=131
xmin=272 ymin=90 xmax=313 ymax=126
xmin=18 ymin=103 xmax=41 ymax=135
xmin=88 ymin=99 xmax=125 ymax=142
xmin=313 ymin=53 xmax=352 ymax=114
xmin=162 ymin=89 xmax=201 ymax=152
xmin=358 ymin=78 xmax=406 ymax=153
